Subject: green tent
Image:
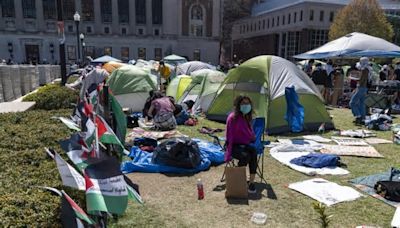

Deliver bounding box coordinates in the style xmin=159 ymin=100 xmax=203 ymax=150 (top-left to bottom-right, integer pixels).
xmin=166 ymin=75 xmax=192 ymax=100
xmin=207 ymin=55 xmax=334 ymax=134
xmin=107 ymin=65 xmax=157 ymax=112
xmin=178 ymin=69 xmax=225 ymax=113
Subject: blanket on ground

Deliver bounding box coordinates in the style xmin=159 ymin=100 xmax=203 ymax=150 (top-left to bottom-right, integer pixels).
xmin=289 ymin=178 xmax=362 ymax=206
xmin=121 ymin=138 xmax=224 ymax=174
xmin=126 ymin=127 xmax=186 ymax=145
xmin=364 ymin=138 xmax=393 ymax=144
xmin=270 ymin=144 xmax=349 ymax=176
xmin=320 ymin=144 xmax=383 ymax=158
xmin=350 ymin=167 xmax=400 ymax=207
xmin=339 ymin=129 xmax=376 ymax=138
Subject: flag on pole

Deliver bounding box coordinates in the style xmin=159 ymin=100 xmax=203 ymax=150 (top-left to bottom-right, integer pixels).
xmin=39 ymin=186 xmax=95 ymax=227
xmin=59 ymin=134 xmax=95 ymax=171
xmin=53 ymin=117 xmax=81 ymax=131
xmin=85 ymin=157 xmax=129 ymax=215
xmin=95 ymin=115 xmax=128 ymax=155
xmin=45 ymin=148 xmax=85 ymax=190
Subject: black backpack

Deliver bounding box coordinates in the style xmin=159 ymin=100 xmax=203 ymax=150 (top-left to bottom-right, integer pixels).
xmin=152 ymin=137 xmax=201 ymax=169
xmin=374 ymin=181 xmax=400 ymax=202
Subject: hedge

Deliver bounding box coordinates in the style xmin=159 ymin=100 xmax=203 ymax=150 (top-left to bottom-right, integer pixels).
xmin=0 ymin=109 xmax=85 ymax=227
xmin=23 ymin=84 xmax=78 ymax=110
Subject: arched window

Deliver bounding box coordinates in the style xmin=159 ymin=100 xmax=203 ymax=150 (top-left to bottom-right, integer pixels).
xmin=189 ymin=4 xmax=205 ymax=37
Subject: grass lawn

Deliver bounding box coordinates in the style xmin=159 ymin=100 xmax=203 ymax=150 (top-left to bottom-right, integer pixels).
xmin=113 ymin=108 xmax=400 ymax=228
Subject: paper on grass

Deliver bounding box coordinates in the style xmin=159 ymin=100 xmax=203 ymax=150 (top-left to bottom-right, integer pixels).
xmin=289 ymin=178 xmax=362 ymax=206
xmin=331 ymin=137 xmax=369 ymax=146
xmin=392 ymin=207 xmax=400 ymax=228
xmin=302 ymin=135 xmax=332 ymax=143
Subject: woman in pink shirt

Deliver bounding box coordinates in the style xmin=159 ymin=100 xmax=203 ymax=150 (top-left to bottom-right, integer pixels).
xmin=148 ymin=94 xmax=176 ymax=130
xmin=225 ymin=95 xmax=257 ymax=193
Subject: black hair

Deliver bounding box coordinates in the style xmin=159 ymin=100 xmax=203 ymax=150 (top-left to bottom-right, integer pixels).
xmin=233 ymin=95 xmax=253 ymax=122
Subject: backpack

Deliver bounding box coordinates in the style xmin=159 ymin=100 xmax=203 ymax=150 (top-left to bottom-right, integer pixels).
xmin=152 ymin=137 xmax=201 ymax=169
xmin=374 ymin=181 xmax=400 ymax=202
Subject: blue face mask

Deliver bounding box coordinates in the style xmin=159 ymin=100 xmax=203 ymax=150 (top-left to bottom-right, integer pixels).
xmin=240 ymin=104 xmax=252 ymax=115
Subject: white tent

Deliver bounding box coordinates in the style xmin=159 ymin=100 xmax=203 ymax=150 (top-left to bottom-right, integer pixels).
xmin=91 ymin=55 xmax=122 ymax=63
xmin=294 ymin=32 xmax=400 ymax=59
xmin=176 ymin=61 xmax=216 ymax=76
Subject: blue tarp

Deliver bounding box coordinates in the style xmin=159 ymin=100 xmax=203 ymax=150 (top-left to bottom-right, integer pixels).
xmin=121 ymin=138 xmax=225 ymax=174
xmin=285 ymin=86 xmax=304 ymax=133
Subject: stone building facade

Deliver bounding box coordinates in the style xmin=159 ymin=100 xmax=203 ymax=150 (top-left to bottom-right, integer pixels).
xmin=0 ymin=0 xmax=222 ymax=65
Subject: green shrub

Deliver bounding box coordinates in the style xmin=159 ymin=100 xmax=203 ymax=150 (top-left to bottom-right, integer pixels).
xmin=0 ymin=109 xmax=86 ymax=227
xmin=23 ymin=84 xmax=78 ymax=110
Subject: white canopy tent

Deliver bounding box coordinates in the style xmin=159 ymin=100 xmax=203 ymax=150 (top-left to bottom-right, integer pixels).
xmin=294 ymin=32 xmax=400 ymax=59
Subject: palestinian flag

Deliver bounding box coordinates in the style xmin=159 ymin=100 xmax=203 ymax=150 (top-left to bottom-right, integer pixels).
xmin=54 ymin=117 xmax=81 ymax=131
xmin=124 ymin=175 xmax=143 ymax=204
xmin=85 ymin=157 xmax=129 ymax=215
xmin=46 ymin=148 xmax=85 ymax=190
xmin=40 ymin=187 xmax=95 ymax=227
xmin=61 ymin=190 xmax=95 ymax=227
xmin=82 ymin=116 xmax=96 ymax=149
xmin=87 ymin=83 xmax=98 ymax=106
xmin=59 ymin=134 xmax=95 ymax=171
xmin=95 ymin=115 xmax=128 ymax=155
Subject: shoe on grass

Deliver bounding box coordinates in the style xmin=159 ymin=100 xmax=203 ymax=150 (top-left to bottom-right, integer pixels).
xmin=248 ymin=183 xmax=256 ymax=194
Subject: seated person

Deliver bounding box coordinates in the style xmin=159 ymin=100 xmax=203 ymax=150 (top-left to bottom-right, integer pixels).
xmin=174 ymin=104 xmax=190 ymax=125
xmin=143 ymin=91 xmax=163 ymax=120
xmin=148 ymin=95 xmax=176 ymax=130
xmin=225 ymin=95 xmax=257 ymax=194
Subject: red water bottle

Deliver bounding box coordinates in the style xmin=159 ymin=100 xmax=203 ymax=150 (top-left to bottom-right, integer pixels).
xmin=197 ymin=178 xmax=204 ymax=200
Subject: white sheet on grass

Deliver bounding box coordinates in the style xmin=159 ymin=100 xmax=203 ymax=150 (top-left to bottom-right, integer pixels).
xmin=392 ymin=207 xmax=400 ymax=228
xmin=270 ymin=144 xmax=349 ymax=176
xmin=289 ymin=178 xmax=362 ymax=206
xmin=302 ymin=135 xmax=332 ymax=143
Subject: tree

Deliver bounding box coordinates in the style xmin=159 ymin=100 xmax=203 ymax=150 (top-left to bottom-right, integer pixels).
xmin=329 ymin=0 xmax=394 ymax=41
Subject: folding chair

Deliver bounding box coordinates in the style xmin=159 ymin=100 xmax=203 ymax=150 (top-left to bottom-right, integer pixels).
xmin=211 ymin=117 xmax=269 ymax=184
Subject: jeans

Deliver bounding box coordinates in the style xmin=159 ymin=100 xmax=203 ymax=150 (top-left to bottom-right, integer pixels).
xmin=349 ymin=87 xmax=368 ymax=119
xmin=232 ymin=144 xmax=257 ymax=174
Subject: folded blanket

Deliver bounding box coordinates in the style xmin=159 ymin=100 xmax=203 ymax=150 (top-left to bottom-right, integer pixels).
xmin=289 ymin=178 xmax=362 ymax=206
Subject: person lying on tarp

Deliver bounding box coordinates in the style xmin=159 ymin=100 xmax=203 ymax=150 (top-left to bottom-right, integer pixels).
xmin=174 ymin=104 xmax=190 ymax=125
xmin=147 ymin=93 xmax=177 ymax=130
xmin=225 ymin=95 xmax=257 ymax=194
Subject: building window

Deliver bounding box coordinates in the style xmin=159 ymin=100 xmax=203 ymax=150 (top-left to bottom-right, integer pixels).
xmin=63 ymin=0 xmax=75 ymax=20
xmin=329 ymin=11 xmax=334 ymax=22
xmin=104 ymin=47 xmax=112 ymax=56
xmin=68 ymin=25 xmax=73 ymax=32
xmin=1 ymin=0 xmax=15 ymax=18
xmin=86 ymin=26 xmax=92 ymax=33
xmin=104 ymin=27 xmax=110 ymax=34
xmin=282 ymin=15 xmax=285 ymax=25
xmin=189 ymin=4 xmax=205 ymax=37
xmin=121 ymin=47 xmax=129 ymax=60
xmin=262 ymin=20 xmax=265 ymax=29
xmin=85 ymin=46 xmax=95 ymax=58
xmin=101 ymin=0 xmax=112 ymax=23
xmin=267 ymin=19 xmax=270 ymax=28
xmin=258 ymin=21 xmax=261 ymax=30
xmin=310 ymin=10 xmax=314 ymax=21
xmin=22 ymin=0 xmax=36 ymax=19
xmin=138 ymin=47 xmax=146 ymax=59
xmin=287 ymin=31 xmax=301 ymax=61
xmin=82 ymin=0 xmax=94 ymax=21
xmin=277 ymin=16 xmax=279 ymax=26
xmin=152 ymin=0 xmax=163 ymax=25
xmin=118 ymin=0 xmax=129 ymax=24
xmin=154 ymin=29 xmax=160 ymax=36
xmin=43 ymin=0 xmax=56 ymax=19
xmin=136 ymin=0 xmax=146 ymax=24
xmin=319 ymin=11 xmax=324 ymax=22
xmin=154 ymin=48 xmax=162 ymax=60
xmin=272 ymin=18 xmax=274 ymax=27
xmin=309 ymin=29 xmax=329 ymax=50
xmin=294 ymin=12 xmax=297 ymax=23
xmin=193 ymin=49 xmax=200 ymax=61
xmin=300 ymin=10 xmax=303 ymax=21
xmin=138 ymin=28 xmax=144 ymax=35
xmin=121 ymin=27 xmax=127 ymax=35
xmin=67 ymin=46 xmax=76 ymax=60
xmin=288 ymin=13 xmax=291 ymax=24
xmin=246 ymin=24 xmax=249 ymax=32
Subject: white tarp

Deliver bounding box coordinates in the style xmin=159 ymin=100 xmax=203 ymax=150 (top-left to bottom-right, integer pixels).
xmin=289 ymin=178 xmax=362 ymax=206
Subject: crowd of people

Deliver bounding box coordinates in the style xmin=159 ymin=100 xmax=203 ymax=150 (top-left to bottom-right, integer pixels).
xmin=303 ymin=57 xmax=400 ymax=124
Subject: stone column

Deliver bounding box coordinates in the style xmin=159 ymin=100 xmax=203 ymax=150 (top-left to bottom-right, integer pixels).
xmin=146 ymin=0 xmax=152 ymax=35
xmin=93 ymin=0 xmax=102 ymax=34
xmin=129 ymin=0 xmax=136 ymax=35
xmin=14 ymin=0 xmax=24 ymax=30
xmin=112 ymin=0 xmax=119 ymax=34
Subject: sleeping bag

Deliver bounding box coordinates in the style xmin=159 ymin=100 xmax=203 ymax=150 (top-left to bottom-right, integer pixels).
xmin=290 ymin=153 xmax=340 ymax=168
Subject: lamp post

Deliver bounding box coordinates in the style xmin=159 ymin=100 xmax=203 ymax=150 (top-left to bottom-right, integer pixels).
xmin=73 ymin=11 xmax=81 ymax=65
xmin=80 ymin=33 xmax=85 ymax=63
xmin=82 ymin=42 xmax=86 ymax=65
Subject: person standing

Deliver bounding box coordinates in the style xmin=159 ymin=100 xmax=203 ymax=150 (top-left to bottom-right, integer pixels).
xmin=349 ymin=57 xmax=370 ymax=124
xmin=303 ymin=59 xmax=315 ymax=77
xmin=394 ymin=62 xmax=400 ymax=81
xmin=330 ymin=69 xmax=344 ymax=106
xmin=225 ymin=96 xmax=257 ymax=194
xmin=311 ymin=63 xmax=328 ymax=98
xmin=379 ymin=65 xmax=389 ymax=81
xmin=158 ymin=61 xmax=171 ymax=91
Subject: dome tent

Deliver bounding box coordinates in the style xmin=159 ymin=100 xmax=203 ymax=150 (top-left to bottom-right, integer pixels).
xmin=166 ymin=75 xmax=192 ymax=101
xmin=206 ymin=55 xmax=334 ymax=134
xmin=107 ymin=65 xmax=157 ymax=112
xmin=178 ymin=69 xmax=225 ymax=113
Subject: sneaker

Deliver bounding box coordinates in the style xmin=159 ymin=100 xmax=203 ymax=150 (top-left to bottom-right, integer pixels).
xmin=248 ymin=183 xmax=256 ymax=194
